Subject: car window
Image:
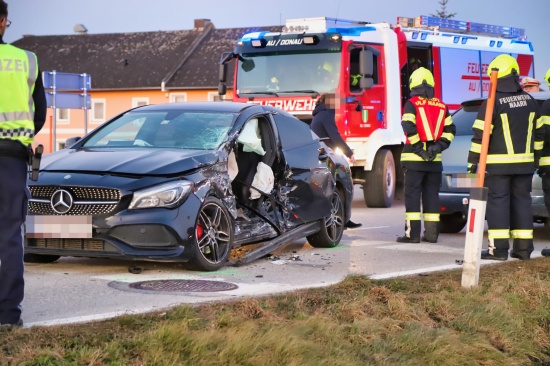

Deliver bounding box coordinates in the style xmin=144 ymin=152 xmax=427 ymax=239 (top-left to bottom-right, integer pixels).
xmin=83 ymin=110 xmax=237 ymax=150
xmin=452 ymin=104 xmax=480 ymax=136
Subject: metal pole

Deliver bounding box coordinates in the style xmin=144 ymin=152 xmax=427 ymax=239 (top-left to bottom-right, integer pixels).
xmin=461 ymin=69 xmax=498 ymax=288
xmin=82 ymin=73 xmax=88 ymax=135
xmin=52 ymin=70 xmax=57 ymax=153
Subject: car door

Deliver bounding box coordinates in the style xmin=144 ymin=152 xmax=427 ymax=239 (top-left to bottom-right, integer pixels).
xmin=271 ymin=112 xmax=333 ymax=223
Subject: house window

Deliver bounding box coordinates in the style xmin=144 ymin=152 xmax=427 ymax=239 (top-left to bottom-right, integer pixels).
xmin=170 ymin=93 xmax=187 ymax=103
xmin=132 ymin=98 xmax=149 ymax=108
xmin=207 ymin=92 xmax=220 ymax=101
xmin=91 ymin=99 xmax=106 ymax=124
xmin=56 ymin=108 xmax=70 ymax=124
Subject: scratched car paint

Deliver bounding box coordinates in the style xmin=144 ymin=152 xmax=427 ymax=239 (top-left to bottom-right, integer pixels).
xmin=24 ymin=102 xmax=353 ymax=271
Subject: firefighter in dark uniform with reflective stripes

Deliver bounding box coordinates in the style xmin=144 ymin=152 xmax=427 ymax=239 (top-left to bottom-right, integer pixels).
xmin=0 ymin=0 xmax=47 ymax=327
xmin=397 ymin=67 xmax=455 ymax=243
xmin=537 ymin=67 xmax=550 ymax=257
xmin=467 ymin=54 xmax=542 ymax=261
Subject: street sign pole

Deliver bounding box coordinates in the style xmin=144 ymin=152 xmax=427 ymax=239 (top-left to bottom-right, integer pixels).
xmin=43 ymin=71 xmax=92 ymax=152
xmin=461 ymin=69 xmax=498 ymax=288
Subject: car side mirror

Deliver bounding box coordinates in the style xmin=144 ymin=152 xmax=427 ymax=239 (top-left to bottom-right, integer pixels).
xmin=65 ymin=136 xmax=81 ymax=148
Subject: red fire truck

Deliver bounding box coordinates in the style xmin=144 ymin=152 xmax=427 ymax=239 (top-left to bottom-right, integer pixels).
xmin=218 ymin=15 xmax=535 ymax=208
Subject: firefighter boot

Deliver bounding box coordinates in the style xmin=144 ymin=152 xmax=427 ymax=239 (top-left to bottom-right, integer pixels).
xmin=542 ymin=249 xmax=550 ymax=257
xmin=421 ymin=221 xmax=438 ymax=243
xmin=510 ymin=238 xmax=533 ymax=260
xmin=481 ymin=239 xmax=509 ymax=261
xmin=396 ymin=220 xmax=421 ymax=243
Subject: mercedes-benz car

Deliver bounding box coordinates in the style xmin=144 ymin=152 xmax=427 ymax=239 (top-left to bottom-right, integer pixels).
xmin=439 ymin=91 xmax=550 ymax=233
xmin=24 ymin=102 xmax=353 ymax=271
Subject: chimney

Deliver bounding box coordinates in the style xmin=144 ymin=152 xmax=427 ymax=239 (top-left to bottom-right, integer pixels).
xmin=194 ymin=19 xmax=211 ymax=31
xmin=74 ymin=24 xmax=88 ymax=34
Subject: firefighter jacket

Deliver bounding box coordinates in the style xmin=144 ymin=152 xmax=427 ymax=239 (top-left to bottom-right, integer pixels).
xmin=467 ymin=89 xmax=542 ymax=175
xmin=537 ymin=99 xmax=550 ymax=175
xmin=400 ymin=96 xmax=455 ymax=172
xmin=0 ymin=43 xmax=39 ymax=146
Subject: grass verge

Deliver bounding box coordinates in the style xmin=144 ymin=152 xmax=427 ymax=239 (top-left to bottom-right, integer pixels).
xmin=2 ymin=259 xmax=550 ymax=365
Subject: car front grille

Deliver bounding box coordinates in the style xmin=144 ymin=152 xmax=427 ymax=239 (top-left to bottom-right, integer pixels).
xmin=27 ymin=238 xmax=113 ymax=252
xmin=28 ymin=186 xmax=121 ymax=215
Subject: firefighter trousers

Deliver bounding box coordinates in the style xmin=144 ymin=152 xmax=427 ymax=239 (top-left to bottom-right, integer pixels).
xmin=403 ymin=169 xmax=441 ymax=241
xmin=0 ymin=156 xmax=28 ymax=325
xmin=485 ymin=174 xmax=533 ymax=258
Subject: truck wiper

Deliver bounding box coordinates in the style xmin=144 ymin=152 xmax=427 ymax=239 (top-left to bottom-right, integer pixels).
xmin=282 ymin=90 xmax=320 ymax=97
xmin=240 ymin=91 xmax=280 ymax=99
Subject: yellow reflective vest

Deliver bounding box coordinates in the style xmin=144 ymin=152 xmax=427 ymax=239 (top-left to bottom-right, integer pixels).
xmin=0 ymin=44 xmax=38 ymax=146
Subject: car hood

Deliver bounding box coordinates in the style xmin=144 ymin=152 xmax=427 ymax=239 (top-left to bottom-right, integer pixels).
xmin=40 ymin=148 xmax=220 ymax=176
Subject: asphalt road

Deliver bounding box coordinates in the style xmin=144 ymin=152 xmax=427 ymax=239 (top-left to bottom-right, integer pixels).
xmin=22 ymin=186 xmax=550 ymax=327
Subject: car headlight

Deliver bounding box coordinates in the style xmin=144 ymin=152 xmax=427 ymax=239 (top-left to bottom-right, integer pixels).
xmin=129 ymin=181 xmax=193 ymax=209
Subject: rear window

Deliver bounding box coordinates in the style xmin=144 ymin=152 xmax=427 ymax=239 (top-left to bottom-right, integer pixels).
xmin=451 ymin=103 xmax=480 ymax=136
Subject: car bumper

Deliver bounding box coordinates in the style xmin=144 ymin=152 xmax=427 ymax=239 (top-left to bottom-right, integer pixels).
xmin=24 ymin=194 xmax=203 ymax=262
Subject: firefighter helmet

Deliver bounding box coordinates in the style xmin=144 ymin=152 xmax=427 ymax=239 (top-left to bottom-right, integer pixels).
xmin=409 ymin=67 xmax=434 ymax=89
xmin=487 ymin=54 xmax=519 ymax=78
xmin=546 ymin=67 xmax=550 ymax=87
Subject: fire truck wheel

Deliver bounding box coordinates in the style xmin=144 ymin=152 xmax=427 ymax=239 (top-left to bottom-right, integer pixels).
xmin=363 ymin=149 xmax=395 ymax=208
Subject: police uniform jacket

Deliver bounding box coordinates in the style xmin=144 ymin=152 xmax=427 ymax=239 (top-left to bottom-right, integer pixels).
xmin=467 ymin=76 xmax=542 ymax=175
xmin=400 ymin=86 xmax=455 ymax=172
xmin=536 ymin=98 xmax=550 ymax=175
xmin=0 ymin=36 xmax=47 ymax=160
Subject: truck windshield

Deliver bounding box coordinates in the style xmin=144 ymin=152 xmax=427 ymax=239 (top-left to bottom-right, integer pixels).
xmin=236 ymin=52 xmax=341 ymax=96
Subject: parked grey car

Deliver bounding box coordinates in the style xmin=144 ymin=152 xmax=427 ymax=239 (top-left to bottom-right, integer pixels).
xmin=439 ymin=91 xmax=550 ymax=233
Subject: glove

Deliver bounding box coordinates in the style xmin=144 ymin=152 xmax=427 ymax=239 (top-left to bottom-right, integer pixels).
xmin=467 ymin=163 xmax=477 ymax=174
xmin=417 ymin=149 xmax=432 ymax=162
xmin=427 ymin=144 xmax=441 ymax=161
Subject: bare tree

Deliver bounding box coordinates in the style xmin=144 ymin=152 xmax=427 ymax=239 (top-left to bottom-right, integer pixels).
xmin=430 ymin=0 xmax=457 ymax=18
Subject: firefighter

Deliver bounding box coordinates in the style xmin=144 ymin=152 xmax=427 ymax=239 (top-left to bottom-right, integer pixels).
xmin=0 ymin=0 xmax=47 ymax=328
xmin=538 ymin=67 xmax=550 ymax=257
xmin=467 ymin=54 xmax=542 ymax=261
xmin=397 ymin=67 xmax=455 ymax=243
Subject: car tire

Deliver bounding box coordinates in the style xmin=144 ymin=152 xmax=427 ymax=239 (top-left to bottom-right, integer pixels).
xmin=440 ymin=213 xmax=467 ymax=233
xmin=188 ymin=196 xmax=234 ymax=271
xmin=23 ymin=253 xmax=61 ymax=264
xmin=363 ymin=149 xmax=395 ymax=208
xmin=307 ymin=189 xmax=345 ymax=248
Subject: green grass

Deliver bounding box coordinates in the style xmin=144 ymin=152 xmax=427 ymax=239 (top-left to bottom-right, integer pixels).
xmin=2 ymin=259 xmax=550 ymax=365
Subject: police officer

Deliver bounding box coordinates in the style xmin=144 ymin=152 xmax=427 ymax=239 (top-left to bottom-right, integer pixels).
xmin=467 ymin=54 xmax=542 ymax=261
xmin=0 ymin=0 xmax=47 ymax=327
xmin=537 ymin=67 xmax=550 ymax=257
xmin=397 ymin=67 xmax=455 ymax=243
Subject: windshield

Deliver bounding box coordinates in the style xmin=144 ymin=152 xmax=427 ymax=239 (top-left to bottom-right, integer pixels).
xmin=83 ymin=109 xmax=236 ymax=150
xmin=236 ymin=52 xmax=341 ymax=95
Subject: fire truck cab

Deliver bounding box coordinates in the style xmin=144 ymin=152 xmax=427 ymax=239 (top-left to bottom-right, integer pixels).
xmin=219 ymin=16 xmax=534 ymax=208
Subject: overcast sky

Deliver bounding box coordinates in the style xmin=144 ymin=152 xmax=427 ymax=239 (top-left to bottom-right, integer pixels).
xmin=5 ymin=0 xmax=549 ymax=83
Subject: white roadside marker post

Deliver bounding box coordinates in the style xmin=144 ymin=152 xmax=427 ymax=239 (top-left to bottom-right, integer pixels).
xmin=461 ymin=69 xmax=498 ymax=288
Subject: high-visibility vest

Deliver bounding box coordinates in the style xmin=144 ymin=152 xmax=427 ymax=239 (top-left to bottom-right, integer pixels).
xmin=406 ymin=96 xmax=447 ymax=143
xmin=0 ymin=44 xmax=38 ymax=146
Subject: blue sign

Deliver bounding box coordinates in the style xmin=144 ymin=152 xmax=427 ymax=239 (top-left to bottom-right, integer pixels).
xmin=43 ymin=72 xmax=91 ymax=91
xmin=46 ymin=92 xmax=91 ymax=109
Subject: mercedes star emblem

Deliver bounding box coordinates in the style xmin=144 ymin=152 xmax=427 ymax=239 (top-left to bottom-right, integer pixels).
xmin=50 ymin=189 xmax=74 ymax=214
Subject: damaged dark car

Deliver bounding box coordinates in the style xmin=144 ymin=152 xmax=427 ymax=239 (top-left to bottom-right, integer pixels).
xmin=24 ymin=102 xmax=353 ymax=271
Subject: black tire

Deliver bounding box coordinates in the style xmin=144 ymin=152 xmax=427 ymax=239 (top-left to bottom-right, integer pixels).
xmin=363 ymin=149 xmax=395 ymax=208
xmin=307 ymin=189 xmax=345 ymax=248
xmin=23 ymin=253 xmax=60 ymax=264
xmin=188 ymin=196 xmax=234 ymax=271
xmin=440 ymin=213 xmax=467 ymax=233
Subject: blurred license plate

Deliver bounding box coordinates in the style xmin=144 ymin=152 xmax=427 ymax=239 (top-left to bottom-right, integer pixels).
xmin=26 ymin=215 xmax=92 ymax=238
xmin=449 ymin=173 xmax=477 ymax=188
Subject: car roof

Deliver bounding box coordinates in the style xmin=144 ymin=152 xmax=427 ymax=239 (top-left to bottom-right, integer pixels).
xmin=461 ymin=91 xmax=550 ymax=108
xmin=133 ymin=102 xmax=260 ymax=114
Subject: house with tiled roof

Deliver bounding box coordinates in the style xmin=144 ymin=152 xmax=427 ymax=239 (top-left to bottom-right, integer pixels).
xmin=12 ymin=20 xmax=281 ymax=152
